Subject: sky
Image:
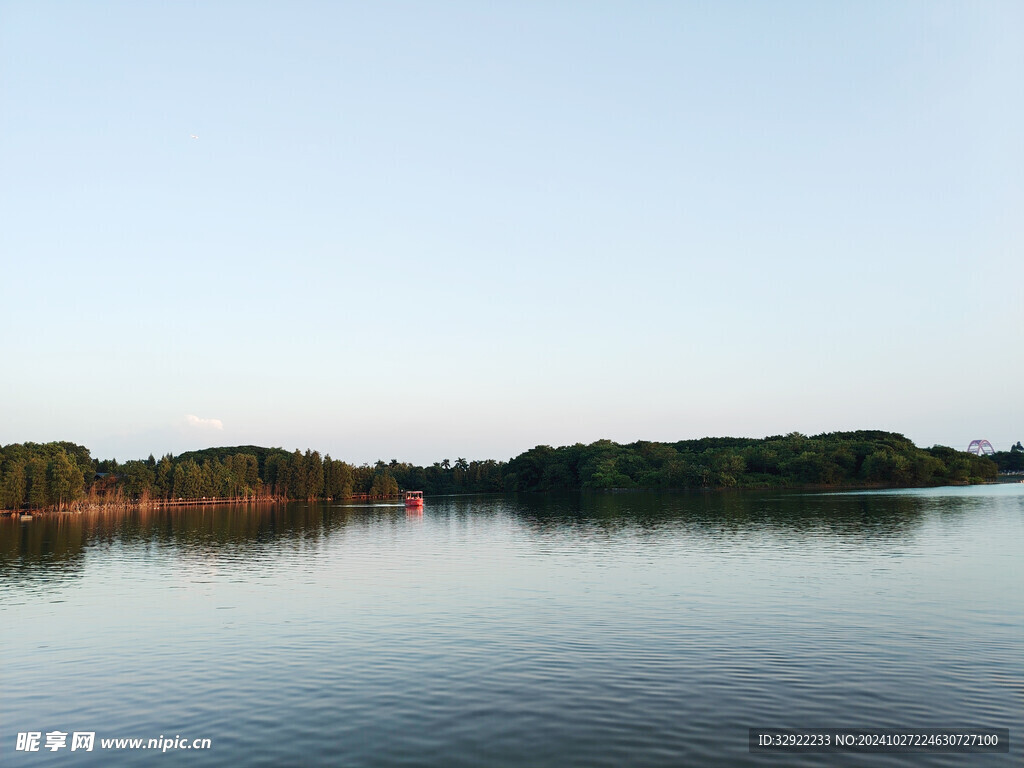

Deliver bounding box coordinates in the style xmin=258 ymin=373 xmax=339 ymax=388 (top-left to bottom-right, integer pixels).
xmin=1 ymin=1 xmax=1021 ymax=464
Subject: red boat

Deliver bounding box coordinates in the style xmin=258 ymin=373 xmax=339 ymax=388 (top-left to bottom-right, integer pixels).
xmin=404 ymin=490 xmax=424 ymax=507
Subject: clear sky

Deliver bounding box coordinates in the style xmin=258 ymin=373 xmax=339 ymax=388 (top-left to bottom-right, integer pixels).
xmin=1 ymin=1 xmax=1021 ymax=464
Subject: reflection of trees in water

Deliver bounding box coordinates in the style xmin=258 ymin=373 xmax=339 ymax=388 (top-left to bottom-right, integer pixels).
xmin=0 ymin=515 xmax=89 ymax=589
xmin=497 ymin=490 xmax=936 ymax=542
xmin=0 ymin=503 xmax=419 ymax=581
xmin=1 ymin=491 xmax=995 ymax=584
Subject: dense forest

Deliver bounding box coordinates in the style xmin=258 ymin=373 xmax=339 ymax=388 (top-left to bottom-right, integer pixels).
xmin=0 ymin=431 xmax=1005 ymax=512
xmin=990 ymin=441 xmax=1024 ymax=473
xmin=501 ymin=431 xmax=999 ymax=491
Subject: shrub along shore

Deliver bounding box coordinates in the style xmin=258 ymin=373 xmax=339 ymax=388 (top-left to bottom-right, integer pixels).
xmin=0 ymin=431 xmax=1005 ymax=514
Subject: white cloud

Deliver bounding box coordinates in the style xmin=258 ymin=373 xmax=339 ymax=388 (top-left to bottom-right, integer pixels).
xmin=185 ymin=414 xmax=224 ymax=431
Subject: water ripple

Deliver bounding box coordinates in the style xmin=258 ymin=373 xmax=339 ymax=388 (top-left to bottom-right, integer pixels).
xmin=2 ymin=488 xmax=1022 ymax=766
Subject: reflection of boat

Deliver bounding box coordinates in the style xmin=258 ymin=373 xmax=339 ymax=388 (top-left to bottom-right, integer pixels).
xmin=404 ymin=491 xmax=424 ymax=507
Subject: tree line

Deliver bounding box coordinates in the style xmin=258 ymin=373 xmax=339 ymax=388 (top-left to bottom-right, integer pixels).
xmin=502 ymin=431 xmax=998 ymax=491
xmin=0 ymin=430 xmax=1003 ymax=512
xmin=0 ymin=442 xmax=506 ymax=510
xmin=990 ymin=441 xmax=1024 ymax=473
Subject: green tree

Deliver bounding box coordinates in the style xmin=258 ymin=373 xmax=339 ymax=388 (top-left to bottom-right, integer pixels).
xmin=154 ymin=455 xmax=174 ymax=498
xmin=324 ymin=457 xmax=354 ymax=499
xmin=862 ymin=448 xmax=910 ymax=484
xmin=369 ymin=470 xmax=398 ymax=497
xmin=0 ymin=459 xmax=27 ymax=509
xmin=586 ymin=457 xmax=631 ymax=489
xmin=305 ymin=450 xmax=324 ymax=499
xmin=710 ymin=451 xmax=747 ymax=486
xmin=26 ymin=457 xmax=48 ymax=507
xmin=47 ymin=450 xmax=84 ymax=509
xmin=288 ymin=450 xmax=307 ymax=499
xmin=783 ymin=451 xmax=834 ymax=484
xmin=265 ymin=455 xmax=283 ymax=496
xmin=172 ymin=459 xmax=202 ymax=499
xmin=120 ymin=461 xmax=155 ymax=500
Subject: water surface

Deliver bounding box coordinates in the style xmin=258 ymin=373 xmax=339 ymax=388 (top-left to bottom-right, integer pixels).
xmin=2 ymin=486 xmax=1021 ymax=766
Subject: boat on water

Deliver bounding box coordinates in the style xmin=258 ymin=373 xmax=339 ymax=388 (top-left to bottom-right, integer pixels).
xmin=404 ymin=490 xmax=424 ymax=507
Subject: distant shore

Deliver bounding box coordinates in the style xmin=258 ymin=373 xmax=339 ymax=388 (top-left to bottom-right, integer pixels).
xmin=6 ymin=478 xmax=1019 ymax=518
xmin=1 ymin=431 xmax=1008 ymax=517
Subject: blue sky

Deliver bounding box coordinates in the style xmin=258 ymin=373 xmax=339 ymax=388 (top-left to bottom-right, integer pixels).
xmin=1 ymin=1 xmax=1021 ymax=464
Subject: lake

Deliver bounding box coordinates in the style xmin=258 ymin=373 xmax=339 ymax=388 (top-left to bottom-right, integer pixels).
xmin=1 ymin=485 xmax=1021 ymax=766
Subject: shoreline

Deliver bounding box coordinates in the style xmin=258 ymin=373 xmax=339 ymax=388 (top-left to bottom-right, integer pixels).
xmin=4 ymin=479 xmax=1012 ymax=518
xmin=0 ymin=491 xmax=405 ymax=517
